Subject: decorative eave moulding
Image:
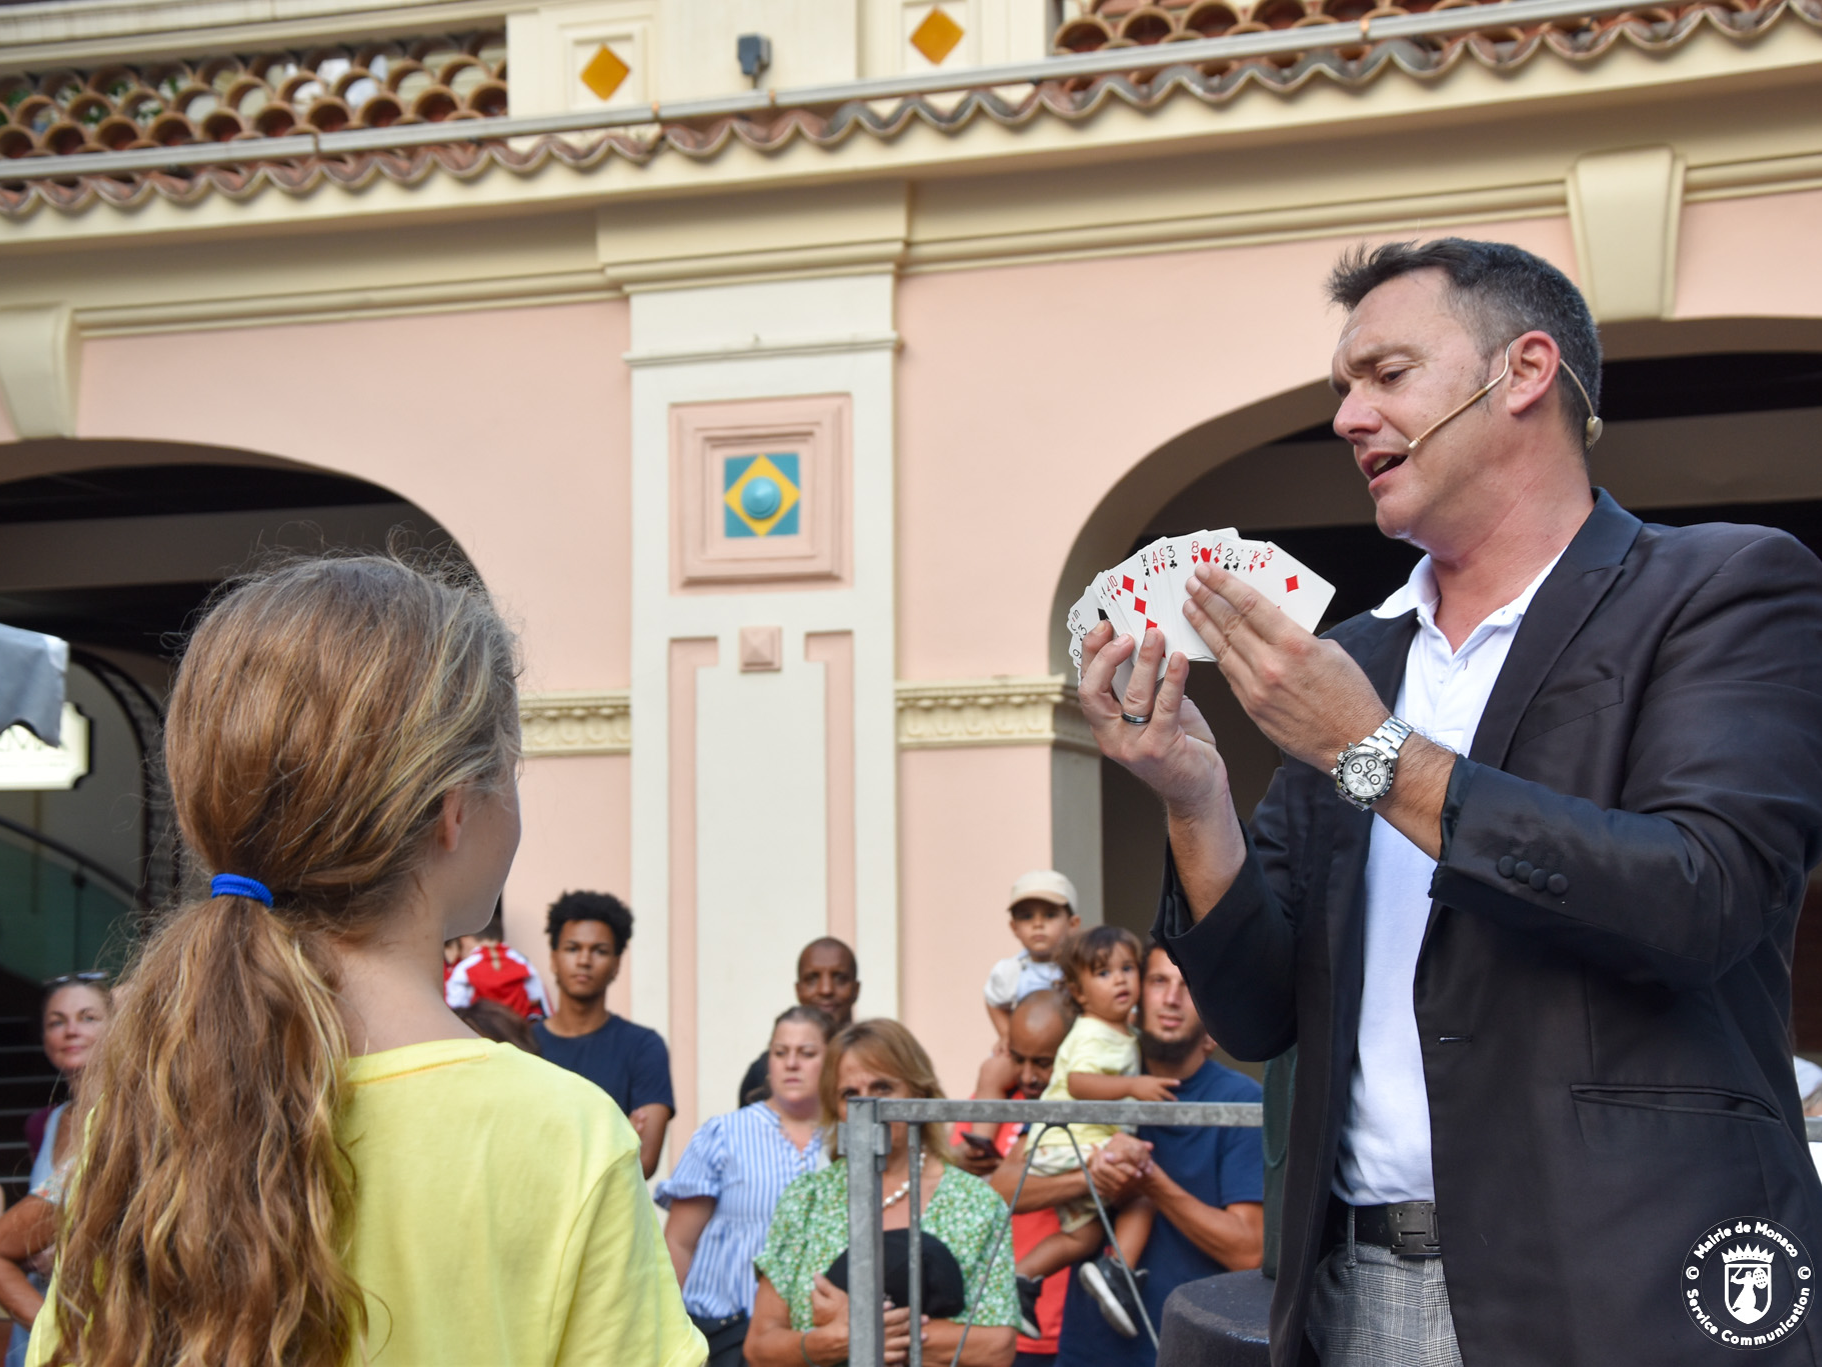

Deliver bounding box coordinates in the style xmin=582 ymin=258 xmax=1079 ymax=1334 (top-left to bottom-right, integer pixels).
xmin=521 ymin=689 xmax=631 ymax=756
xmin=523 ymin=679 xmax=1100 ymax=755
xmin=896 ymin=676 xmax=1096 ymax=755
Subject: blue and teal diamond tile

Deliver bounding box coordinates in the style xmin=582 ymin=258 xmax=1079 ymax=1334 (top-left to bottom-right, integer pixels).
xmin=724 ymin=452 xmax=801 ymax=538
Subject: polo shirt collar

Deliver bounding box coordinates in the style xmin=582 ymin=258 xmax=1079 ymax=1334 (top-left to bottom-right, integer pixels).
xmin=1370 ymin=550 xmax=1565 ymax=636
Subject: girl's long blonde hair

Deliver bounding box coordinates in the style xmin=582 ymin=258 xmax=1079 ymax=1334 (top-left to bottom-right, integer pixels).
xmin=50 ymin=555 xmax=519 ymax=1367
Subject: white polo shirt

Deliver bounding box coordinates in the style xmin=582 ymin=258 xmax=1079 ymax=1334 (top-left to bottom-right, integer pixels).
xmin=1334 ymin=549 xmax=1562 ymax=1206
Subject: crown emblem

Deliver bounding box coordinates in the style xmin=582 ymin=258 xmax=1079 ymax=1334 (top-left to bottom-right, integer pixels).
xmin=1722 ymin=1244 xmax=1775 ymax=1266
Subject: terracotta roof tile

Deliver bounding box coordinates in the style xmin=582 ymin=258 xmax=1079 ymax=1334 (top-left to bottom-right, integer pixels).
xmin=0 ymin=31 xmax=504 ymax=157
xmin=0 ymin=0 xmax=1815 ymax=219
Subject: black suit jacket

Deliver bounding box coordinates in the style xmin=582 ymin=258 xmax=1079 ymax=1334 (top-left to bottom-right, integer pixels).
xmin=1156 ymin=492 xmax=1822 ymax=1365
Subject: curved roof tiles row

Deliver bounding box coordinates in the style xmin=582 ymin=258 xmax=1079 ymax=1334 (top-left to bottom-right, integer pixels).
xmin=0 ymin=32 xmax=505 ymax=159
xmin=0 ymin=0 xmax=1814 ymax=219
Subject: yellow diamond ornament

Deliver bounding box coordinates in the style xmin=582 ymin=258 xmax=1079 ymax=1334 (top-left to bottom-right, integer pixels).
xmin=910 ymin=8 xmax=965 ymax=65
xmin=580 ymin=44 xmax=631 ymax=101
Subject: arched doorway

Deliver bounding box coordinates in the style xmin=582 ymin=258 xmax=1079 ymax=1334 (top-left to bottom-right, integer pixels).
xmin=0 ymin=443 xmax=464 ymax=1197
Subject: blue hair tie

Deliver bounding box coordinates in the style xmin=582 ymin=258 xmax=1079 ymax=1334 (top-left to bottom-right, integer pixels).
xmin=211 ymin=874 xmax=274 ymax=907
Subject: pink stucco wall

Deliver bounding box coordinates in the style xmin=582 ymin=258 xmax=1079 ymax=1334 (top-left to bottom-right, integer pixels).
xmin=1676 ymin=189 xmax=1822 ymax=321
xmin=899 ymin=745 xmax=1055 ymax=1099
xmin=514 ymin=753 xmax=635 ymax=1017
xmin=76 ymin=300 xmax=632 ymax=693
xmin=74 ymin=300 xmax=634 ymax=974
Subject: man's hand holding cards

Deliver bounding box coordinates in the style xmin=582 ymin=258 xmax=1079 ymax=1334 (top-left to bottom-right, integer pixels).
xmin=1068 ymin=531 xmax=1336 ymax=687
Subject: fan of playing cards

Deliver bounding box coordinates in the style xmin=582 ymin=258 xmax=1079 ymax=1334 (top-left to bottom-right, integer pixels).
xmin=1068 ymin=529 xmax=1337 ymax=685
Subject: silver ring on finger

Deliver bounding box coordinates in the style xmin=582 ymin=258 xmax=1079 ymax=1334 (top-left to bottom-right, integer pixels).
xmin=1121 ymin=711 xmax=1152 ymax=725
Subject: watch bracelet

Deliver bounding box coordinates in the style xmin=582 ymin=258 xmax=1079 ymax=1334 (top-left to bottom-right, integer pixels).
xmin=1332 ymin=716 xmax=1412 ymax=810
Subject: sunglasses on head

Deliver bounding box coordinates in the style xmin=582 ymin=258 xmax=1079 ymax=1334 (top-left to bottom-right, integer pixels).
xmin=43 ymin=971 xmax=109 ymax=990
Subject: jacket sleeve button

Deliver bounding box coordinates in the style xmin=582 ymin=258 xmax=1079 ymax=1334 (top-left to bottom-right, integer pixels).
xmin=1497 ymin=856 xmax=1516 ymax=878
xmin=1547 ymin=873 xmax=1569 ymax=895
xmin=1514 ymin=860 xmax=1534 ymax=881
xmin=1529 ymin=868 xmax=1550 ymax=891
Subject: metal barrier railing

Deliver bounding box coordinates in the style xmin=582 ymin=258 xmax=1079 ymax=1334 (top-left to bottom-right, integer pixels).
xmin=838 ymin=1098 xmax=1263 ymax=1367
xmin=836 ymin=1101 xmax=1822 ymax=1367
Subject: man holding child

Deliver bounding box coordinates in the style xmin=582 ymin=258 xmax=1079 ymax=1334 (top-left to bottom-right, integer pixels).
xmin=1053 ymin=944 xmax=1264 ymax=1366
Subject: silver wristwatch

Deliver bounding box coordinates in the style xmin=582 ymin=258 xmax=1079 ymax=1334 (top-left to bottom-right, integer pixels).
xmin=1331 ymin=717 xmax=1414 ymax=812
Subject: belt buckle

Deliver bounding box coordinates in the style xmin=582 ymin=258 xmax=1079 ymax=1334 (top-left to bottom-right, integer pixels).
xmin=1386 ymin=1201 xmax=1442 ymax=1259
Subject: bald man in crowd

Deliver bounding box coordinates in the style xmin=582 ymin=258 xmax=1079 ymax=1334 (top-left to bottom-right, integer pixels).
xmin=737 ymin=937 xmax=861 ymax=1105
xmin=958 ymin=990 xmax=1085 ymax=1366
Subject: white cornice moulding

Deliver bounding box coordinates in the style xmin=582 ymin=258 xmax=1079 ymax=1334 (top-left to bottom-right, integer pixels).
xmin=521 ymin=689 xmax=632 ymax=756
xmin=624 ymin=331 xmax=902 ymax=368
xmin=896 ymin=676 xmax=1097 ymax=755
xmin=1568 ymin=145 xmax=1685 ymax=324
xmin=78 ymin=271 xmax=616 ymax=338
xmin=0 ymin=304 xmax=78 ymax=439
xmin=523 ymin=678 xmax=1100 ymax=755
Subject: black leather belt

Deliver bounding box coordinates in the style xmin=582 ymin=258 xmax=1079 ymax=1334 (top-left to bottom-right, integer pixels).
xmin=1324 ymin=1195 xmax=1442 ymax=1259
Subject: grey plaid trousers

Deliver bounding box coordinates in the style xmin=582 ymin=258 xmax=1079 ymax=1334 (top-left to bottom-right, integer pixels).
xmin=1304 ymin=1216 xmax=1465 ymax=1367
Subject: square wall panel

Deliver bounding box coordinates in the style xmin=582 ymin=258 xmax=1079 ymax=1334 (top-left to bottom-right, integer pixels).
xmin=671 ymin=394 xmax=851 ymax=591
xmin=506 ymin=0 xmax=654 ymax=118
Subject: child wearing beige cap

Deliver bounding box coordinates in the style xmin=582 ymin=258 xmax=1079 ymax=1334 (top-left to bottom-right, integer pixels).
xmin=984 ymin=870 xmax=1081 ymax=1049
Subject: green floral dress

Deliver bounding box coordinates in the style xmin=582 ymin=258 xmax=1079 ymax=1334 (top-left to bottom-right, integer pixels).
xmin=754 ymin=1158 xmax=1019 ymax=1332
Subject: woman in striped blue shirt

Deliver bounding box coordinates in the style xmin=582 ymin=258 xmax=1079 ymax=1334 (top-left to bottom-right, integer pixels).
xmin=660 ymin=1005 xmax=833 ymax=1366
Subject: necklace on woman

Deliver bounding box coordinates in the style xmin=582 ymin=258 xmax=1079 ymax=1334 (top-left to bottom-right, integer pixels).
xmin=881 ymin=1178 xmax=912 ymax=1209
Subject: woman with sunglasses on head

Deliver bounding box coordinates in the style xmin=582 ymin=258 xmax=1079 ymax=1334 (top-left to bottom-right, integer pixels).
xmin=0 ymin=975 xmax=111 ymax=1367
xmin=26 ymin=555 xmax=704 ymax=1367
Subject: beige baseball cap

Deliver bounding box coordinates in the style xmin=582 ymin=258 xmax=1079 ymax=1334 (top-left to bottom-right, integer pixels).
xmin=1008 ymin=869 xmax=1077 ymax=911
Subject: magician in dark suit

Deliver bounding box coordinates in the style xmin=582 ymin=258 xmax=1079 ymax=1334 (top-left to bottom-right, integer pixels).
xmin=1079 ymin=238 xmax=1822 ymax=1366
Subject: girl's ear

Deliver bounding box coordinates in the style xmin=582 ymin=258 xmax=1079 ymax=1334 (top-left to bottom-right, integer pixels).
xmin=434 ymin=787 xmax=467 ymax=853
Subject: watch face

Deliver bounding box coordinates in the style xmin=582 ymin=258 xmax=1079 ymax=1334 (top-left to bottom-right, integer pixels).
xmin=1343 ymin=750 xmax=1389 ymax=801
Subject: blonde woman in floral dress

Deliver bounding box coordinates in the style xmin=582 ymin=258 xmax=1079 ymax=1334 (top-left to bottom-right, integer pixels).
xmin=746 ymin=1019 xmax=1018 ymax=1367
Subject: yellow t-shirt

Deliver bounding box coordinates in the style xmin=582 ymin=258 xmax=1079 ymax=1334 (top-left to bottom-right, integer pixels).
xmin=1032 ymin=1013 xmax=1140 ymax=1154
xmin=30 ymin=1037 xmax=705 ymax=1367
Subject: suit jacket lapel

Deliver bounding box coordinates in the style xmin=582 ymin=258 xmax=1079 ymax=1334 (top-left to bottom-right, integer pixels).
xmin=1468 ymin=490 xmax=1642 ymax=769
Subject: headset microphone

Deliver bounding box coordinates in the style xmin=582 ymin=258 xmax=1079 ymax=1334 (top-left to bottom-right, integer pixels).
xmin=1402 ymin=339 xmax=1603 ymax=456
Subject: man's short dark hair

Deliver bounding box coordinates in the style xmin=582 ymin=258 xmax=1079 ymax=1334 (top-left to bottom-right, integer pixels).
xmin=797 ymin=936 xmax=857 ymax=976
xmin=1327 ymin=237 xmax=1601 ymax=446
xmin=546 ymin=890 xmax=633 ymax=953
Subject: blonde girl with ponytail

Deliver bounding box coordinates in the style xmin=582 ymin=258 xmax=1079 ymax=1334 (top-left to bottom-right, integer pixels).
xmin=29 ymin=556 xmax=705 ymax=1367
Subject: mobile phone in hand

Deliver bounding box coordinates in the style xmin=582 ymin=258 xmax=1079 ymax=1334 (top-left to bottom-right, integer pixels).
xmin=960 ymin=1132 xmax=998 ymax=1154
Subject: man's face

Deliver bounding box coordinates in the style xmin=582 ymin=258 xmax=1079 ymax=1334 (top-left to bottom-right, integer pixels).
xmin=796 ymin=945 xmax=859 ymax=1025
xmin=553 ymin=919 xmax=621 ymax=1004
xmin=1006 ymin=1012 xmax=1067 ymax=1098
xmin=1140 ymin=948 xmax=1207 ymax=1057
xmin=1330 ymin=269 xmax=1506 ymax=551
